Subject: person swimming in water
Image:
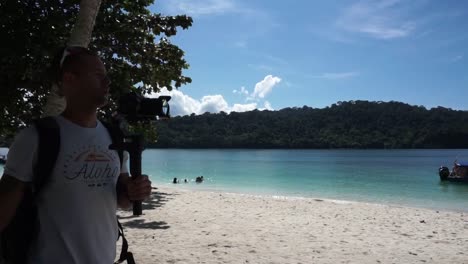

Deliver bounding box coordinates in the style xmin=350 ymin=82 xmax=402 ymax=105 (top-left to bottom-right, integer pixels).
xmin=195 ymin=176 xmax=204 ymax=183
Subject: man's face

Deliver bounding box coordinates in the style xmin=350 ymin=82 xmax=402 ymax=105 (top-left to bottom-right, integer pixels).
xmin=62 ymin=55 xmax=111 ymax=108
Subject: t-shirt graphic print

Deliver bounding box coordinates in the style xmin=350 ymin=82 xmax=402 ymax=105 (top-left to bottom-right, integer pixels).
xmin=63 ymin=144 xmax=120 ymax=188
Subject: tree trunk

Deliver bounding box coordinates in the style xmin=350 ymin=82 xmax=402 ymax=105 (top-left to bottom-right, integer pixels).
xmin=42 ymin=0 xmax=102 ymax=117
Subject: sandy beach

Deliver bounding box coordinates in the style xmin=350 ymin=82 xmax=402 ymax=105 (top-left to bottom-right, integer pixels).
xmin=118 ymin=187 xmax=468 ymax=264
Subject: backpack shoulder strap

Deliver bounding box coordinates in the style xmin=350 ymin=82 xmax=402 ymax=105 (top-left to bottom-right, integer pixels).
xmin=0 ymin=117 xmax=60 ymax=264
xmin=101 ymin=121 xmax=135 ymax=264
xmin=115 ymin=221 xmax=135 ymax=264
xmin=33 ymin=116 xmax=60 ymax=194
xmin=101 ymin=121 xmax=124 ymax=168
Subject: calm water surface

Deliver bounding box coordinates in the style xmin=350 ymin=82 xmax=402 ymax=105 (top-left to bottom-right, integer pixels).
xmin=142 ymin=149 xmax=468 ymax=211
xmin=1 ymin=149 xmax=467 ymax=211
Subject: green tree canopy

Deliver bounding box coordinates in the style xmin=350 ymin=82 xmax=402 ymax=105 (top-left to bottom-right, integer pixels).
xmin=153 ymin=101 xmax=468 ymax=149
xmin=0 ymin=0 xmax=192 ymax=138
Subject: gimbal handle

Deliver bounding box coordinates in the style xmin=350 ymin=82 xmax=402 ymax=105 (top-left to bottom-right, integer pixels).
xmin=110 ymin=134 xmax=145 ymax=216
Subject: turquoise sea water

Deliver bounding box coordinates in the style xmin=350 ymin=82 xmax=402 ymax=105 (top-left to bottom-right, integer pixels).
xmin=141 ymin=149 xmax=468 ymax=212
xmin=2 ymin=149 xmax=468 ymax=211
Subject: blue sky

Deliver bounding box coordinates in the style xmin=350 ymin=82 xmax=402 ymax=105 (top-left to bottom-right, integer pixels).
xmin=150 ymin=0 xmax=468 ymax=116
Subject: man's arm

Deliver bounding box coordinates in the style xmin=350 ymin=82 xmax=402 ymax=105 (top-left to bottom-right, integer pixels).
xmin=116 ymin=173 xmax=152 ymax=210
xmin=0 ymin=174 xmax=26 ymax=232
xmin=116 ymin=173 xmax=132 ymax=209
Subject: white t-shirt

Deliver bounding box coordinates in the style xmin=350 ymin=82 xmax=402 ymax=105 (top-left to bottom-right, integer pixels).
xmin=4 ymin=116 xmax=128 ymax=264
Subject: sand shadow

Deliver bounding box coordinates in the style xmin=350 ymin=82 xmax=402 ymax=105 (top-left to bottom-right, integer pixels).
xmin=122 ymin=219 xmax=170 ymax=230
xmin=142 ymin=190 xmax=178 ymax=210
xmin=118 ymin=189 xmax=178 ymax=219
xmin=118 ymin=189 xmax=177 ymax=230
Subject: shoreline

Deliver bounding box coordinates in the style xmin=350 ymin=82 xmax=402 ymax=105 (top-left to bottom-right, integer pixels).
xmin=149 ymin=182 xmax=468 ymax=214
xmin=118 ymin=187 xmax=468 ymax=264
xmin=0 ymin=167 xmax=465 ymax=213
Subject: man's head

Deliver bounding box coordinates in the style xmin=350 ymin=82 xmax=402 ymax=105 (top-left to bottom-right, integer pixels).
xmin=54 ymin=47 xmax=111 ymax=109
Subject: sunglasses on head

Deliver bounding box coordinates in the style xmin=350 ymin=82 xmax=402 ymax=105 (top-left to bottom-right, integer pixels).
xmin=59 ymin=46 xmax=91 ymax=68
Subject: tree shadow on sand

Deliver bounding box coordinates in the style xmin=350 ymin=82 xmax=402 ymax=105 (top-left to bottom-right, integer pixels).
xmin=119 ymin=188 xmax=178 ymax=219
xmin=118 ymin=188 xmax=177 ymax=230
xmin=122 ymin=219 xmax=170 ymax=230
xmin=142 ymin=188 xmax=178 ymax=211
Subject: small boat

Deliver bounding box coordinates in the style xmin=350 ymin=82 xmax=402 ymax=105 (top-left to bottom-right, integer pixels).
xmin=0 ymin=154 xmax=6 ymax=165
xmin=439 ymin=161 xmax=468 ymax=183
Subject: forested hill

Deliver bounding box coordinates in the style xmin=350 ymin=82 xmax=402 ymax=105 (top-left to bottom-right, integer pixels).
xmin=152 ymin=100 xmax=468 ymax=149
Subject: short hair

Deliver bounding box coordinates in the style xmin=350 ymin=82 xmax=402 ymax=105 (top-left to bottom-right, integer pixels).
xmin=50 ymin=46 xmax=97 ymax=85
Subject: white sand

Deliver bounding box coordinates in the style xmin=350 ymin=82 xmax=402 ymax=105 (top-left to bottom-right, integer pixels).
xmin=117 ymin=187 xmax=468 ymax=264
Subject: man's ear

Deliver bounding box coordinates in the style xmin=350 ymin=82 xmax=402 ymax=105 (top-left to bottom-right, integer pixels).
xmin=62 ymin=72 xmax=75 ymax=83
xmin=60 ymin=72 xmax=76 ymax=97
xmin=57 ymin=84 xmax=64 ymax=97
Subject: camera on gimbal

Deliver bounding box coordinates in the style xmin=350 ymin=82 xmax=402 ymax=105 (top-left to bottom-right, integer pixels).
xmin=108 ymin=91 xmax=172 ymax=215
xmin=117 ymin=92 xmax=171 ymax=122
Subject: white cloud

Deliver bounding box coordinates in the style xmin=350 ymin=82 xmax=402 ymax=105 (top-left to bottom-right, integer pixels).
xmin=263 ymin=101 xmax=273 ymax=111
xmin=199 ymin=95 xmax=229 ymax=114
xmin=158 ymin=0 xmax=281 ymax=46
xmin=152 ymin=88 xmax=261 ymax=116
xmin=166 ymin=0 xmax=236 ymax=16
xmin=150 ymin=87 xmax=199 ymax=116
xmin=150 ymin=75 xmax=281 ymax=116
xmin=449 ymin=54 xmax=464 ymax=63
xmin=336 ymin=0 xmax=417 ymax=39
xmin=233 ymin=86 xmax=249 ymax=96
xmin=311 ymin=72 xmax=360 ymax=80
xmin=235 ymin=41 xmax=247 ymax=48
xmin=248 ymin=64 xmax=274 ymax=72
xmin=231 ymin=103 xmax=257 ymax=112
xmin=250 ymin=75 xmax=281 ymax=99
xmin=263 ymin=54 xmax=289 ymax=66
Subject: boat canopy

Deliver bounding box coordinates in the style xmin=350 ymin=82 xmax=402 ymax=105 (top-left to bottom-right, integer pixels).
xmin=455 ymin=161 xmax=468 ymax=167
xmin=0 ymin=147 xmax=8 ymax=156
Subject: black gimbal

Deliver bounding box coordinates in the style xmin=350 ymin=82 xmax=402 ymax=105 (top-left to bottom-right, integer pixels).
xmin=109 ymin=92 xmax=171 ymax=216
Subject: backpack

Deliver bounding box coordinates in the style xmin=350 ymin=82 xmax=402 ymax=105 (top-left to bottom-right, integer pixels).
xmin=0 ymin=117 xmax=135 ymax=264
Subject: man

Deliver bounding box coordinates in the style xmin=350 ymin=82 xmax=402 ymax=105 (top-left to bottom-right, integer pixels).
xmin=0 ymin=47 xmax=152 ymax=263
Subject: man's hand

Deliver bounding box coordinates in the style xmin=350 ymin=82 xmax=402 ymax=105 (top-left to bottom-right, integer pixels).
xmin=127 ymin=175 xmax=152 ymax=201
